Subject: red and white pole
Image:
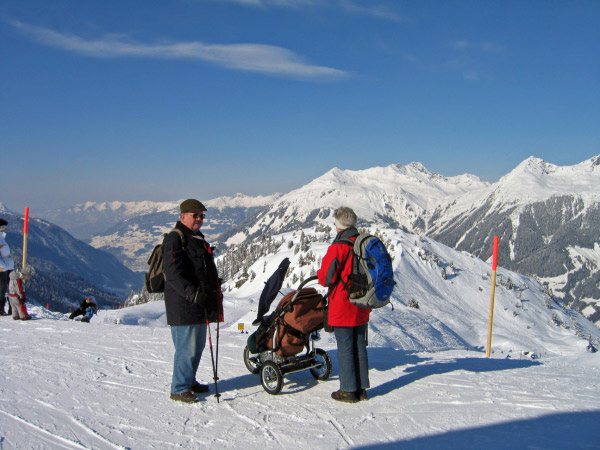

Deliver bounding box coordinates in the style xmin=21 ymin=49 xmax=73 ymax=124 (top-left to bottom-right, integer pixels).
xmin=486 ymin=236 xmax=499 ymax=358
xmin=22 ymin=207 xmax=29 ymax=268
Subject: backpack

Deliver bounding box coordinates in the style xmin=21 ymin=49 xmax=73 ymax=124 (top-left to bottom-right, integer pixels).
xmin=144 ymin=228 xmax=185 ymax=294
xmin=338 ymin=233 xmax=395 ymax=309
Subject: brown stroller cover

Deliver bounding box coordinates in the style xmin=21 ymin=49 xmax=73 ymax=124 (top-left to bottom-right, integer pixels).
xmin=250 ymin=287 xmax=326 ymax=357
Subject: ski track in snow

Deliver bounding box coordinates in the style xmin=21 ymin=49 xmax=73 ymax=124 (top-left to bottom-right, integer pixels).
xmin=1 ymin=304 xmax=600 ymax=449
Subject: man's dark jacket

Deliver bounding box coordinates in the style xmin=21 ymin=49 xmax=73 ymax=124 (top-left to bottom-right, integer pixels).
xmin=162 ymin=221 xmax=222 ymax=326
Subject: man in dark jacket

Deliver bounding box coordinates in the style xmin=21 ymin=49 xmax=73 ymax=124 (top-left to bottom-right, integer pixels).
xmin=317 ymin=206 xmax=370 ymax=403
xmin=163 ymin=199 xmax=223 ymax=403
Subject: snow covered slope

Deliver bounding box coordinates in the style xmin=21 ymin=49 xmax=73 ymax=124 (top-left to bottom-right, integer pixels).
xmin=1 ymin=222 xmax=599 ymax=448
xmin=220 ymin=226 xmax=600 ymax=356
xmin=429 ymin=156 xmax=600 ymax=324
xmin=1 ymin=249 xmax=598 ymax=449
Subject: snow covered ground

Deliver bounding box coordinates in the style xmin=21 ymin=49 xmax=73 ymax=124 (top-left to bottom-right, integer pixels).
xmin=1 ymin=299 xmax=599 ymax=450
xmin=2 ymin=228 xmax=600 ymax=449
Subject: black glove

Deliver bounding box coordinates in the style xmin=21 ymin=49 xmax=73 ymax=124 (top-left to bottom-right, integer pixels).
xmin=188 ymin=286 xmax=208 ymax=307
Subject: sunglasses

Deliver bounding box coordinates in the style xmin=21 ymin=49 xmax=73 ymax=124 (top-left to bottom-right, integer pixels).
xmin=188 ymin=213 xmax=205 ymax=219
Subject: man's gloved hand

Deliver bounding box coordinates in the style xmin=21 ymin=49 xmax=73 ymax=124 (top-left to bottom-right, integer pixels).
xmin=187 ymin=285 xmax=208 ymax=307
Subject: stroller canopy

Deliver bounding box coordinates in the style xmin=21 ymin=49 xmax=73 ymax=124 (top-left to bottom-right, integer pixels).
xmin=253 ymin=257 xmax=290 ymax=325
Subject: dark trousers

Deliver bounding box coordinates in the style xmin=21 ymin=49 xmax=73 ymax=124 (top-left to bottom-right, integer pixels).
xmin=333 ymin=324 xmax=370 ymax=392
xmin=0 ymin=271 xmax=10 ymax=314
xmin=69 ymin=308 xmax=85 ymax=320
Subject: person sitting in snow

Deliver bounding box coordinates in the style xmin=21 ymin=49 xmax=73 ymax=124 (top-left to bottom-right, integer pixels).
xmin=8 ymin=265 xmax=34 ymax=320
xmin=69 ymin=296 xmax=97 ymax=322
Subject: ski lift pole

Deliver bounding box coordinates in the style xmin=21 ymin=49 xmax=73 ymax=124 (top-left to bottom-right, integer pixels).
xmin=486 ymin=236 xmax=499 ymax=358
xmin=22 ymin=207 xmax=29 ymax=268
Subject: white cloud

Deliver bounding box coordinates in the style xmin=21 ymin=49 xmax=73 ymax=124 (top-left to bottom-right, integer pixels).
xmin=217 ymin=0 xmax=405 ymax=21
xmin=449 ymin=39 xmax=504 ymax=53
xmin=445 ymin=39 xmax=504 ymax=81
xmin=449 ymin=40 xmax=471 ymax=50
xmin=444 ymin=58 xmax=481 ymax=82
xmin=10 ymin=20 xmax=348 ymax=80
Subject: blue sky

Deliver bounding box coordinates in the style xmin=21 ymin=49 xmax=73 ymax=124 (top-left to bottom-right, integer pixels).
xmin=1 ymin=0 xmax=599 ymax=210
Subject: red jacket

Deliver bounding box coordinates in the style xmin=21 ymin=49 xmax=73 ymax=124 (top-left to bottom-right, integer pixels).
xmin=317 ymin=228 xmax=370 ymax=327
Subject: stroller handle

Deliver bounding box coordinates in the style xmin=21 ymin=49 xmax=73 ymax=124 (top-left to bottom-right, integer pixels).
xmin=297 ymin=275 xmax=318 ymax=291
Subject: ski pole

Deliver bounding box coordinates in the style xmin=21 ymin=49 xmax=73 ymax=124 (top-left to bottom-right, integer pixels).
xmin=215 ymin=293 xmax=223 ymax=388
xmin=205 ymin=309 xmax=221 ymax=403
xmin=215 ymin=318 xmax=220 ymax=382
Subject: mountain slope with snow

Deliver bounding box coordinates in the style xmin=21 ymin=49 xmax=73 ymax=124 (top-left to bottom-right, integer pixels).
xmin=1 ymin=211 xmax=138 ymax=312
xmin=429 ymin=156 xmax=600 ymax=324
xmin=1 ymin=225 xmax=599 ymax=448
xmin=220 ymin=226 xmax=600 ymax=355
xmin=227 ymin=163 xmax=487 ymax=245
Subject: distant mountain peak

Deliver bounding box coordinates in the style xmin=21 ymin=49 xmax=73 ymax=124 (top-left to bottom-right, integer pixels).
xmin=517 ymin=156 xmax=557 ymax=175
xmin=493 ymin=155 xmax=600 ymax=205
xmin=68 ymin=200 xmax=178 ymax=216
xmin=205 ymin=193 xmax=282 ymax=210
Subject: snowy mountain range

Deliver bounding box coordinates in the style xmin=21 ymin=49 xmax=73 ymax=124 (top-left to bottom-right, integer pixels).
xmin=217 ymin=155 xmax=600 ymax=324
xmin=30 ymin=155 xmax=600 ymax=324
xmin=31 ymin=194 xmax=279 ymax=272
xmin=38 ymin=200 xmax=181 ymax=239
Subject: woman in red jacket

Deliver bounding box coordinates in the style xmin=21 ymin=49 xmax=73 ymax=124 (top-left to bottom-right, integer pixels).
xmin=317 ymin=207 xmax=370 ymax=403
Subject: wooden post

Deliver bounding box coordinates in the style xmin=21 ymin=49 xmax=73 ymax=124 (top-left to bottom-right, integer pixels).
xmin=22 ymin=207 xmax=29 ymax=268
xmin=486 ymin=236 xmax=499 ymax=357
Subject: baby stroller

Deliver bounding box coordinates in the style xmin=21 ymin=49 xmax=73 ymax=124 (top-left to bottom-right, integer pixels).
xmin=243 ymin=260 xmax=332 ymax=395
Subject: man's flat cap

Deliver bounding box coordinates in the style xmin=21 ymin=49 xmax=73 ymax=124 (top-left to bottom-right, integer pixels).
xmin=180 ymin=199 xmax=207 ymax=213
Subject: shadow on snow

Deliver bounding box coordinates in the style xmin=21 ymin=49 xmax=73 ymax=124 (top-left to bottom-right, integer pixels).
xmin=368 ymin=348 xmax=541 ymax=399
xmin=215 ymin=347 xmax=541 ymax=400
xmin=353 ymin=410 xmax=600 ymax=450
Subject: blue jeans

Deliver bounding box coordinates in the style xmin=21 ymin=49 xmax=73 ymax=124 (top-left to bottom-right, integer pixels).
xmin=334 ymin=324 xmax=370 ymax=393
xmin=170 ymin=324 xmax=207 ymax=394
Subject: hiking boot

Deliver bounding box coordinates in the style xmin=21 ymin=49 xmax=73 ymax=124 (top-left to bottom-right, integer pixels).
xmin=357 ymin=389 xmax=368 ymax=401
xmin=170 ymin=391 xmax=199 ymax=403
xmin=331 ymin=390 xmax=358 ymax=403
xmin=191 ymin=381 xmax=209 ymax=394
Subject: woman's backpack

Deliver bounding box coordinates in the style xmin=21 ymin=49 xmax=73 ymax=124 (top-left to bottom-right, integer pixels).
xmin=338 ymin=234 xmax=395 ymax=309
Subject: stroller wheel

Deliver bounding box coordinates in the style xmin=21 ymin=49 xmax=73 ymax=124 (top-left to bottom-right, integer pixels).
xmin=310 ymin=348 xmax=332 ymax=381
xmin=260 ymin=361 xmax=283 ymax=395
xmin=243 ymin=346 xmax=260 ymax=374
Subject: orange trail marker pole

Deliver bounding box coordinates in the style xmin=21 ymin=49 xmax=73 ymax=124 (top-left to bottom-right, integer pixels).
xmin=22 ymin=207 xmax=29 ymax=268
xmin=486 ymin=236 xmax=499 ymax=358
